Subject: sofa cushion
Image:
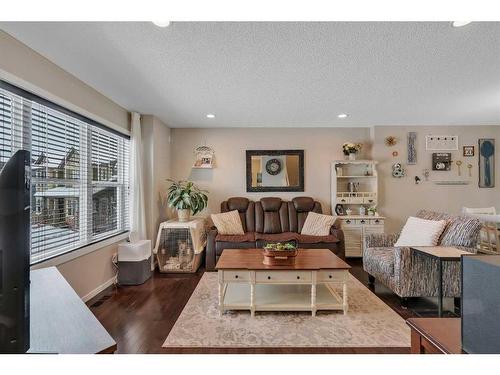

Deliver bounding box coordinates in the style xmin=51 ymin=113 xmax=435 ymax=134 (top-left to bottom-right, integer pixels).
xmin=215 ymin=241 xmax=256 ymax=256
xmin=226 ymin=197 xmax=250 ymax=212
xmin=364 ymin=247 xmax=395 ymax=277
xmin=216 ymin=232 xmax=256 ymax=243
xmin=255 ymin=232 xmax=298 ymax=242
xmin=293 ymin=197 xmax=315 ymax=212
xmin=211 ymin=210 xmax=244 ymax=235
xmin=297 ymin=233 xmax=339 ymax=244
xmin=301 ymin=212 xmax=336 ymax=236
xmin=394 ymin=216 xmax=447 ymax=247
xmin=260 ymin=197 xmax=283 ymax=211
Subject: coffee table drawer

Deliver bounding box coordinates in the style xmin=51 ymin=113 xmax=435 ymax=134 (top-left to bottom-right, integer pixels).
xmin=318 ymin=270 xmax=346 ymax=282
xmin=256 ymin=270 xmax=311 ymax=283
xmin=223 ymin=270 xmax=250 ymax=282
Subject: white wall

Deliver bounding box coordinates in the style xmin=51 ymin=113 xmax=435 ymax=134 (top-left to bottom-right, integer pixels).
xmin=373 ymin=125 xmax=500 ymax=232
xmin=0 ymin=30 xmax=130 ymax=299
xmin=171 ymin=127 xmax=371 ymax=215
xmin=171 ymin=126 xmax=500 ymax=234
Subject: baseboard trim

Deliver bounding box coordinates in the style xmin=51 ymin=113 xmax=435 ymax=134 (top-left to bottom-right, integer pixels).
xmin=82 ymin=274 xmax=117 ymax=303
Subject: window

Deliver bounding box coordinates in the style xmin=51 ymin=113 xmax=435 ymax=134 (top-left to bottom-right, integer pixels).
xmin=0 ymin=81 xmax=130 ymax=264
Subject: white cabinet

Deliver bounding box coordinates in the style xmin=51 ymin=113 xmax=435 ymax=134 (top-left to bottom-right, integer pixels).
xmin=331 ymin=160 xmax=385 ymax=258
xmin=338 ymin=218 xmax=385 ymax=257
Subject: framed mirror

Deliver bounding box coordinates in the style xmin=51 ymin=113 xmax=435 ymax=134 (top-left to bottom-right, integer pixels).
xmin=246 ymin=150 xmax=304 ymax=192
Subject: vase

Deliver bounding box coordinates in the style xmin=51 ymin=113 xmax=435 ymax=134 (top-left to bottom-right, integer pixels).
xmin=177 ymin=208 xmax=190 ymax=222
xmin=348 ymin=153 xmax=356 ymax=161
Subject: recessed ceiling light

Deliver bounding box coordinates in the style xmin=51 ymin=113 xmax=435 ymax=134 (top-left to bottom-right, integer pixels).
xmin=451 ymin=21 xmax=471 ymax=28
xmin=152 ymin=21 xmax=171 ymax=28
xmin=206 ymin=114 xmax=216 ymax=119
xmin=337 ymin=113 xmax=349 ymax=119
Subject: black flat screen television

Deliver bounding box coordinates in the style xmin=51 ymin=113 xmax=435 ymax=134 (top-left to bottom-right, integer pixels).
xmin=0 ymin=150 xmax=31 ymax=353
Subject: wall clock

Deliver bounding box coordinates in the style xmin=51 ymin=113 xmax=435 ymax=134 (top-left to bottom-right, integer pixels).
xmin=266 ymin=158 xmax=282 ymax=175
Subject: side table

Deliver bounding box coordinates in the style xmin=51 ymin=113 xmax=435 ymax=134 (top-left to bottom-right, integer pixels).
xmin=410 ymin=246 xmax=471 ymax=317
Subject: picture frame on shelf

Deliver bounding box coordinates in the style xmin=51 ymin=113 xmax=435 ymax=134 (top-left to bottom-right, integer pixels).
xmin=334 ymin=204 xmax=344 ymax=216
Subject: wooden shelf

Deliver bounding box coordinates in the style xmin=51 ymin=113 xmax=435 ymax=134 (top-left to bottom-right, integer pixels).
xmin=334 ymin=160 xmax=378 ymax=165
xmin=192 ymin=166 xmax=214 ymax=169
xmin=337 ymin=175 xmax=376 ymax=178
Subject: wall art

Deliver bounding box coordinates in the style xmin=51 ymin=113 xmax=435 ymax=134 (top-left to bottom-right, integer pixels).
xmin=193 ymin=145 xmax=215 ymax=168
xmin=425 ymin=135 xmax=458 ymax=151
xmin=432 ymin=153 xmax=452 ymax=171
xmin=463 ymin=146 xmax=475 ymax=157
xmin=392 ymin=163 xmax=405 ymax=178
xmin=384 ymin=136 xmax=397 ymax=146
xmin=407 ymin=132 xmax=417 ymax=164
xmin=479 ymin=139 xmax=495 ymax=188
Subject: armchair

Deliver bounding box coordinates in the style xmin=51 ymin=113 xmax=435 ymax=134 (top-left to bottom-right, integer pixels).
xmin=363 ymin=210 xmax=482 ymax=301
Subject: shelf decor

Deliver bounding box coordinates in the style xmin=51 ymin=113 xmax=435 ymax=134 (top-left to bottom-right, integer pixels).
xmin=342 ymin=142 xmax=362 ymax=160
xmin=193 ymin=145 xmax=215 ymax=169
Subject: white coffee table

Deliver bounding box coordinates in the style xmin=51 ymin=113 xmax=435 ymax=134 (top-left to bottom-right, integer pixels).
xmin=215 ymin=248 xmax=351 ymax=317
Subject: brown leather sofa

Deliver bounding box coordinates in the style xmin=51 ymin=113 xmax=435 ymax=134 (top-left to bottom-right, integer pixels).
xmin=206 ymin=196 xmax=344 ymax=270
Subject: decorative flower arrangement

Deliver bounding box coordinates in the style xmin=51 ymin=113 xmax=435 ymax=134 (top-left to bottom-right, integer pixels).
xmin=263 ymin=242 xmax=297 ymax=251
xmin=342 ymin=142 xmax=362 ymax=156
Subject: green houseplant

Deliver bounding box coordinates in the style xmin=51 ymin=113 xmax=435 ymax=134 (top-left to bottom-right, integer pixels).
xmin=167 ymin=179 xmax=208 ymax=222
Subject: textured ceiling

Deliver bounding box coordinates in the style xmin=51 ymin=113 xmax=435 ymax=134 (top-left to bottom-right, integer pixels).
xmin=1 ymin=22 xmax=500 ymax=128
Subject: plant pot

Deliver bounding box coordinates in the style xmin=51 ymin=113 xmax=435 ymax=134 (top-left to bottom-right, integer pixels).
xmin=177 ymin=209 xmax=191 ymax=222
xmin=348 ymin=153 xmax=356 ymax=161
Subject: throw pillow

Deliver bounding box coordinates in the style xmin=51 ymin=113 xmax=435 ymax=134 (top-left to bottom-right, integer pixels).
xmin=211 ymin=210 xmax=245 ymax=235
xmin=440 ymin=216 xmax=483 ymax=248
xmin=301 ymin=212 xmax=336 ymax=236
xmin=394 ymin=216 xmax=447 ymax=247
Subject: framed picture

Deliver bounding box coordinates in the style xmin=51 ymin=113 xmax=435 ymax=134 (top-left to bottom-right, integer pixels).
xmin=463 ymin=146 xmax=475 ymax=157
xmin=479 ymin=139 xmax=495 ymax=188
xmin=334 ymin=204 xmax=345 ymax=216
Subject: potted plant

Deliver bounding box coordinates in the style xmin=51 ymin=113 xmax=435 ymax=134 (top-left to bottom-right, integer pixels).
xmin=167 ymin=179 xmax=208 ymax=222
xmin=262 ymin=242 xmax=299 ymax=266
xmin=368 ymin=206 xmax=377 ymax=216
xmin=342 ymin=142 xmax=362 ymax=160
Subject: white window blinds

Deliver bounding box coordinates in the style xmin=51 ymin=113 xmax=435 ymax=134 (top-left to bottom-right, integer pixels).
xmin=0 ymin=82 xmax=130 ymax=264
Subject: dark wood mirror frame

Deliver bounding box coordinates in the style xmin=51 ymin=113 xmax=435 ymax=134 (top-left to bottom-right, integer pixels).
xmin=246 ymin=150 xmax=304 ymax=192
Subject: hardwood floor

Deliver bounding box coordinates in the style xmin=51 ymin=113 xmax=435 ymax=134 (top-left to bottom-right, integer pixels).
xmin=87 ymin=258 xmax=449 ymax=354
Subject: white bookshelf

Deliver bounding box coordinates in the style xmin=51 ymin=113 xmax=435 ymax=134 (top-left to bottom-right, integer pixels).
xmin=331 ymin=160 xmax=385 ymax=258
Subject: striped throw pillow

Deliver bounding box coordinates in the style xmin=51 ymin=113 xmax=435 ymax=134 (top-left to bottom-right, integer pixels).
xmin=301 ymin=212 xmax=336 ymax=236
xmin=211 ymin=210 xmax=245 ymax=235
xmin=394 ymin=216 xmax=447 ymax=247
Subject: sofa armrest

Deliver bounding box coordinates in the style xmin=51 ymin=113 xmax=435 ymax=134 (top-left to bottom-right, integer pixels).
xmin=205 ymin=227 xmax=218 ymax=271
xmin=393 ymin=245 xmax=467 ymax=298
xmin=330 ymin=226 xmax=345 ymax=259
xmin=364 ymin=233 xmax=400 ymax=248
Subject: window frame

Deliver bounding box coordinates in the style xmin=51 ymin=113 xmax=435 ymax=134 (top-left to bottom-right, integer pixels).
xmin=0 ymin=80 xmax=130 ymax=265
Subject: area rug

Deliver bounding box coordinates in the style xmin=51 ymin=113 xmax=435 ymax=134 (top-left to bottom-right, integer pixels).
xmin=163 ymin=272 xmax=410 ymax=348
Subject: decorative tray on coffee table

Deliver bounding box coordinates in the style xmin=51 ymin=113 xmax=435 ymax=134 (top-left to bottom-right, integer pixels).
xmin=262 ymin=242 xmax=299 ymax=266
